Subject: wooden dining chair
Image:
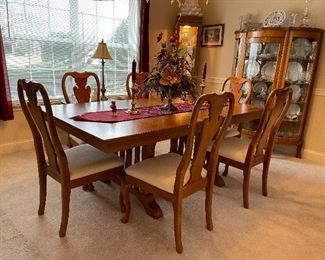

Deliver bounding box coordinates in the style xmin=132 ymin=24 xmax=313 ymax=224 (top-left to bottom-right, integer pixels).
xmin=209 ymin=87 xmax=292 ymax=209
xmin=120 ymin=92 xmax=235 ymax=253
xmin=62 ymin=71 xmax=100 ymax=103
xmin=125 ymin=72 xmax=149 ymax=99
xmin=18 ymin=79 xmax=125 ymax=237
xmin=221 ymin=76 xmax=253 ymax=137
xmin=61 ymin=71 xmax=100 ymax=148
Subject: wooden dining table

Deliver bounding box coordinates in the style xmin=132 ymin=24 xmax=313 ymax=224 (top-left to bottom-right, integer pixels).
xmin=49 ymin=98 xmax=263 ymax=218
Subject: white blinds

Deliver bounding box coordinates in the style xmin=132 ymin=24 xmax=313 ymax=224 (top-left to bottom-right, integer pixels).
xmin=0 ymin=0 xmax=140 ymax=99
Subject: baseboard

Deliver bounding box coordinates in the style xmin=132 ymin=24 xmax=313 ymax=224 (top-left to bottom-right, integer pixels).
xmin=0 ymin=139 xmax=34 ymax=155
xmin=302 ymin=149 xmax=325 ymax=164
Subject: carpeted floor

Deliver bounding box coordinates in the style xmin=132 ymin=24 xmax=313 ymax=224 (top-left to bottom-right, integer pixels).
xmin=1 ymin=142 xmax=325 ymax=260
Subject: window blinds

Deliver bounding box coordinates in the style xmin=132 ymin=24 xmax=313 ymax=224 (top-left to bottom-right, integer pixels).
xmin=0 ymin=0 xmax=139 ymax=99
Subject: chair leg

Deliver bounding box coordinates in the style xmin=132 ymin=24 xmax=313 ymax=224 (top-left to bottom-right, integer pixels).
xmin=59 ymin=186 xmax=71 ymax=237
xmin=262 ymin=158 xmax=271 ymax=196
xmin=223 ymin=164 xmax=229 ymax=176
xmin=205 ymin=179 xmax=214 ymax=231
xmin=120 ymin=183 xmax=132 ymax=223
xmin=38 ymin=173 xmax=47 ymax=215
xmin=173 ymin=200 xmax=183 ymax=254
xmin=243 ymin=168 xmax=251 ymax=209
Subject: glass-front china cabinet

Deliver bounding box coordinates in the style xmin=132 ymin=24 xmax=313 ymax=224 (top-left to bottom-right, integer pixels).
xmin=232 ymin=27 xmax=324 ymax=158
xmin=176 ymin=15 xmax=203 ymax=76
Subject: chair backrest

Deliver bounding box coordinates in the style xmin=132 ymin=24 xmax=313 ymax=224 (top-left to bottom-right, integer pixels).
xmin=18 ymin=79 xmax=68 ymax=179
xmin=126 ymin=72 xmax=149 ymax=99
xmin=174 ymin=92 xmax=235 ymax=194
xmin=247 ymin=87 xmax=292 ymax=162
xmin=222 ymin=76 xmax=253 ymax=104
xmin=62 ymin=71 xmax=100 ymax=103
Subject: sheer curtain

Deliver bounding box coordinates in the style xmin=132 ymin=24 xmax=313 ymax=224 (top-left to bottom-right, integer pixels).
xmin=0 ymin=26 xmax=13 ymax=121
xmin=0 ymin=0 xmax=140 ymax=99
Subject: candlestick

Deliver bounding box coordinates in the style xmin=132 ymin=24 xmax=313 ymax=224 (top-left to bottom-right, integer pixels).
xmin=132 ymin=59 xmax=136 ymax=83
xmin=110 ymin=100 xmax=117 ymax=117
xmin=126 ymin=81 xmax=141 ymax=115
xmin=202 ymin=63 xmax=207 ymax=80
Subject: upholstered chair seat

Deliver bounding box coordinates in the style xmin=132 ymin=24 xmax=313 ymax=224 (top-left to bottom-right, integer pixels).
xmin=66 ymin=144 xmax=124 ymax=180
xmin=126 ymin=153 xmax=207 ymax=194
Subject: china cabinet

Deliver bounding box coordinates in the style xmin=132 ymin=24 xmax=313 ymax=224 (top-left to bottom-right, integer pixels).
xmin=232 ymin=27 xmax=323 ymax=158
xmin=176 ymin=15 xmax=203 ymax=76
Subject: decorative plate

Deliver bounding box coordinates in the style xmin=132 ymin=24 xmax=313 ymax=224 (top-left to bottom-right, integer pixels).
xmin=291 ymin=38 xmax=312 ymax=59
xmin=261 ymin=61 xmax=276 ymax=81
xmin=286 ymin=104 xmax=301 ymax=119
xmin=286 ymin=62 xmax=303 ymax=82
xmin=247 ymin=43 xmax=262 ymax=58
xmin=263 ymin=10 xmax=286 ymax=27
xmin=263 ymin=43 xmax=280 ymax=56
xmin=253 ymin=82 xmax=268 ymax=97
xmin=242 ymin=82 xmax=251 ymax=95
xmin=288 ymin=84 xmax=301 ymax=103
xmin=245 ymin=60 xmax=260 ymax=78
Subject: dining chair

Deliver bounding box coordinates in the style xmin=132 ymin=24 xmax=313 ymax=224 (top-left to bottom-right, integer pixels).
xmin=125 ymin=72 xmax=149 ymax=99
xmin=61 ymin=71 xmax=100 ymax=148
xmin=18 ymin=79 xmax=125 ymax=237
xmin=209 ymin=87 xmax=292 ymax=209
xmin=221 ymin=76 xmax=253 ymax=137
xmin=218 ymin=76 xmax=253 ymax=179
xmin=120 ymin=92 xmax=235 ymax=253
xmin=62 ymin=71 xmax=100 ymax=103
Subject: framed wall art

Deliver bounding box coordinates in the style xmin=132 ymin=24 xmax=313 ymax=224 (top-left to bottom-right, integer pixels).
xmin=201 ymin=24 xmax=224 ymax=47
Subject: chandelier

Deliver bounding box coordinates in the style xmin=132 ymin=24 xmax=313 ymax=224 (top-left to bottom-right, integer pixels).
xmin=145 ymin=0 xmax=209 ymax=16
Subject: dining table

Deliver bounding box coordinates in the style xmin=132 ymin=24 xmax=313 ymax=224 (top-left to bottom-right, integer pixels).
xmin=49 ymin=98 xmax=263 ymax=219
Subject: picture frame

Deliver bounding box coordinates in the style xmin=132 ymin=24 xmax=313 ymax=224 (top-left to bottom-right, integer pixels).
xmin=201 ymin=24 xmax=225 ymax=47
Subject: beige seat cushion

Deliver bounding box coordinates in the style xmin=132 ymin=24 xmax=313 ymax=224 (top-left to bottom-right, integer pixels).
xmin=65 ymin=144 xmax=124 ymax=180
xmin=208 ymin=137 xmax=250 ymax=164
xmin=125 ymin=153 xmax=207 ymax=194
xmin=224 ymin=126 xmax=240 ymax=138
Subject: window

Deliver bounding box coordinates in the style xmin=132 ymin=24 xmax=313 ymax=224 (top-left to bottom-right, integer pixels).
xmin=0 ymin=0 xmax=140 ymax=100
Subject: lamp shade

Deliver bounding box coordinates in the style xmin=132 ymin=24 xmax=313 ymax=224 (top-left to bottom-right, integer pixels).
xmin=93 ymin=39 xmax=112 ymax=60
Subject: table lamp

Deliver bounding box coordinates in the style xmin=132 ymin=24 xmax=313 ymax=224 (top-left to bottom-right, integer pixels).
xmin=93 ymin=39 xmax=112 ymax=100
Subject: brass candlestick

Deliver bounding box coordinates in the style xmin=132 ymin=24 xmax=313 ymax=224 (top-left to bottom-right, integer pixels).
xmin=200 ymin=79 xmax=206 ymax=95
xmin=127 ymin=82 xmax=141 ymax=115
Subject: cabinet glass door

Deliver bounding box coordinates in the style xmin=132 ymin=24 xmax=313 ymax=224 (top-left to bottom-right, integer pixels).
xmin=244 ymin=42 xmax=282 ymax=108
xmin=277 ymin=37 xmax=317 ymax=139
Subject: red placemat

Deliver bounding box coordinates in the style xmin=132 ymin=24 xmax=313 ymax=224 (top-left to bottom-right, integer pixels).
xmin=72 ymin=102 xmax=196 ymax=123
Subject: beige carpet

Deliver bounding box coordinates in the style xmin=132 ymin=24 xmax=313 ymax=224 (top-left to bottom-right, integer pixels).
xmin=1 ymin=142 xmax=325 ymax=260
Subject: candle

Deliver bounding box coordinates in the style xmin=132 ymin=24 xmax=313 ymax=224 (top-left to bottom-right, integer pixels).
xmin=132 ymin=59 xmax=136 ymax=83
xmin=202 ymin=63 xmax=207 ymax=80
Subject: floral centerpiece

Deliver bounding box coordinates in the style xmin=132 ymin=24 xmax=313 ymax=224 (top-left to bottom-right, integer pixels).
xmin=141 ymin=32 xmax=197 ymax=111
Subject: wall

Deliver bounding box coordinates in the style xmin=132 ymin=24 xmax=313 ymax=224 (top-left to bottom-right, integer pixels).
xmin=199 ymin=0 xmax=325 ymax=163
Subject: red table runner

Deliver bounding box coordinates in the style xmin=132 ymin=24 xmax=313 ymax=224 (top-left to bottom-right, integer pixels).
xmin=72 ymin=102 xmax=197 ymax=123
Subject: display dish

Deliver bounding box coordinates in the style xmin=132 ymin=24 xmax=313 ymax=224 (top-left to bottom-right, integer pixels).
xmin=260 ymin=43 xmax=279 ymax=58
xmin=245 ymin=60 xmax=260 ymax=78
xmin=288 ymin=84 xmax=301 ymax=103
xmin=286 ymin=104 xmax=301 ymax=119
xmin=263 ymin=10 xmax=286 ymax=27
xmin=261 ymin=61 xmax=276 ymax=81
xmin=290 ymin=38 xmax=312 ymax=59
xmin=241 ymin=82 xmax=251 ymax=95
xmin=247 ymin=43 xmax=262 ymax=57
xmin=286 ymin=62 xmax=303 ymax=82
xmin=253 ymin=82 xmax=268 ymax=98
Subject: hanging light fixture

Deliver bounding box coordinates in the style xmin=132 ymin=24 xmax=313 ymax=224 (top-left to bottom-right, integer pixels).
xmin=145 ymin=0 xmax=208 ymax=16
